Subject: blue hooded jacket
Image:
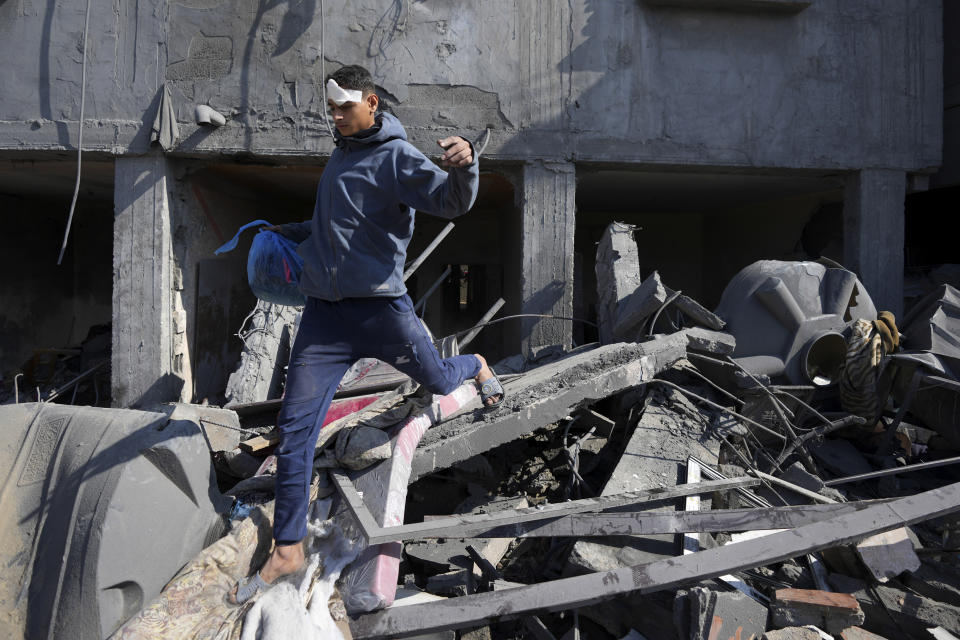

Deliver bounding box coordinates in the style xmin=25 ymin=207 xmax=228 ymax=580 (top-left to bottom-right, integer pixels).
xmin=288 ymin=112 xmax=479 ymax=301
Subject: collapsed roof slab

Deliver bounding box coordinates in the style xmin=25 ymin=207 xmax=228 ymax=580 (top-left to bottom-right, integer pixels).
xmin=348 ymin=480 xmax=960 ymax=639
xmin=410 ymin=338 xmax=687 ymax=482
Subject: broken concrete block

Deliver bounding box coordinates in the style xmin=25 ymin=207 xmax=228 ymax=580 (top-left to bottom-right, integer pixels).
xmin=595 ymin=222 xmax=646 ymax=344
xmin=763 ymin=628 xmax=823 ymax=640
xmin=854 ymin=528 xmax=920 ymax=582
xmin=666 ymin=284 xmax=726 ymax=331
xmin=829 ymin=573 xmax=960 ymax=638
xmin=568 ymin=378 xmax=724 ymax=640
xmin=771 ymin=589 xmax=865 ymax=634
xmin=425 ymin=570 xmax=469 ymax=597
xmin=612 ymin=270 xmax=668 ymax=340
xmin=224 ymin=300 xmax=299 ymax=406
xmin=688 ymin=586 xmax=768 ymax=640
xmin=682 ymin=327 xmax=737 ymax=355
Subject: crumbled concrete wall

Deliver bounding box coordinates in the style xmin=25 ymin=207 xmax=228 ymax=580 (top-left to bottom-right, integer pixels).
xmin=0 ymin=1 xmax=941 ymax=171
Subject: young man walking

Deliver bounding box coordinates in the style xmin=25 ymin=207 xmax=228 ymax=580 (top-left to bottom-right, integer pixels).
xmin=231 ymin=64 xmax=502 ymax=603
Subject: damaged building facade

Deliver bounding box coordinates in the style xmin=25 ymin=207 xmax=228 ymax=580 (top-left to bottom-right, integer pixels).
xmin=0 ymin=1 xmax=950 ymax=407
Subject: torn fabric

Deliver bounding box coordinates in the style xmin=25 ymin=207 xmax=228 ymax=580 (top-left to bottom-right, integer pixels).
xmin=151 ymin=84 xmax=181 ymax=151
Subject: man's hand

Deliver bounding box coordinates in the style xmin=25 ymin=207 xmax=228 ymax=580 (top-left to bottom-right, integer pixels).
xmin=438 ymin=136 xmax=473 ymax=168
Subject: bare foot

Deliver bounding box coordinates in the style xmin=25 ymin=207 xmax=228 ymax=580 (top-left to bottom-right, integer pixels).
xmin=474 ymin=354 xmax=502 ymax=407
xmin=228 ymin=540 xmax=305 ymax=604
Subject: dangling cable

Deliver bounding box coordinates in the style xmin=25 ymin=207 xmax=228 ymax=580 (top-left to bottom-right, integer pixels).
xmin=318 ymin=0 xmax=335 ymax=140
xmin=57 ymin=0 xmax=93 ymax=265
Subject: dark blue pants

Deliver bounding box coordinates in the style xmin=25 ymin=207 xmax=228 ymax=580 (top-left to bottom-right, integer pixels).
xmin=272 ymin=294 xmax=481 ymax=544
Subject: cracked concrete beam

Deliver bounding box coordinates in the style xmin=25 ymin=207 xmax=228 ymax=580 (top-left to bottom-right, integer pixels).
xmin=411 ymin=339 xmax=686 ymax=482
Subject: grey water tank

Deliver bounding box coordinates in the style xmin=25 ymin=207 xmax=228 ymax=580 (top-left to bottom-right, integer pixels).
xmin=0 ymin=403 xmax=231 ymax=640
xmin=715 ymin=260 xmax=877 ymax=385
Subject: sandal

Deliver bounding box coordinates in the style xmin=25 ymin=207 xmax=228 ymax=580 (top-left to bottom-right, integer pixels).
xmin=228 ymin=571 xmax=272 ymax=606
xmin=478 ymin=369 xmax=505 ymax=412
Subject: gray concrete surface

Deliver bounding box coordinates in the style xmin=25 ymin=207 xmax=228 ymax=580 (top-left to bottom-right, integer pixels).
xmin=844 ymin=169 xmax=907 ymax=317
xmin=519 ymin=161 xmax=576 ymax=355
xmin=112 ymin=155 xmax=185 ymax=408
xmin=0 ymin=1 xmax=941 ymax=171
xmin=223 ymin=299 xmax=300 ymax=406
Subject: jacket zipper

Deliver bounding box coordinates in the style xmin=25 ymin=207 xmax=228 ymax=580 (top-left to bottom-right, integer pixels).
xmin=324 ymin=155 xmax=342 ymax=299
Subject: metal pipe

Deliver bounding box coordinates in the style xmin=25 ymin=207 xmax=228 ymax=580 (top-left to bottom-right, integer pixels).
xmin=458 ymin=297 xmax=506 ymax=350
xmin=413 ymin=265 xmax=452 ymax=313
xmin=403 ymin=222 xmax=455 ymax=281
xmin=824 ymin=455 xmax=960 ymax=487
xmin=749 ymin=470 xmax=837 ymax=504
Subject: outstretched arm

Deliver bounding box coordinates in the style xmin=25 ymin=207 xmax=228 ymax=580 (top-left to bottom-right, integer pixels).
xmin=394 ymin=136 xmax=480 ymax=219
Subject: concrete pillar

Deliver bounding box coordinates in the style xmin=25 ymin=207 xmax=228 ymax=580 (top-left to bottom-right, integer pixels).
xmin=112 ymin=155 xmax=184 ymax=407
xmin=519 ymin=161 xmax=576 ymax=356
xmin=843 ymin=169 xmax=906 ymax=318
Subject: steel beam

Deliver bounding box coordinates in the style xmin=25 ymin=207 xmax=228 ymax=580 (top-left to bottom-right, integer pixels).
xmin=330 ymin=470 xmax=759 ymax=545
xmin=349 ymin=481 xmax=960 ymax=639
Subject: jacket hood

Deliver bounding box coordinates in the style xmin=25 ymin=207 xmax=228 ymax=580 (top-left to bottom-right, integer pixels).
xmin=334 ymin=112 xmax=407 ymax=150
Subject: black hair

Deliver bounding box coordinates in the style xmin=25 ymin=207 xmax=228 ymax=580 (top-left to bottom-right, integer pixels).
xmin=326 ymin=65 xmax=375 ymax=95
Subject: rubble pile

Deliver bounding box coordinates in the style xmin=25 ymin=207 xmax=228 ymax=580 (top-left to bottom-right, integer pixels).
xmin=5 ymin=223 xmax=960 ymax=640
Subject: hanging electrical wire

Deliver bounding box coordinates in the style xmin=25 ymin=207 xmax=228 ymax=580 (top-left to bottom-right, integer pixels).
xmin=318 ymin=0 xmax=336 ymax=140
xmin=56 ymin=0 xmax=93 ymax=266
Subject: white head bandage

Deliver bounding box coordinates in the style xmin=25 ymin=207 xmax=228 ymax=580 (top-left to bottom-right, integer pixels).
xmin=326 ymin=79 xmax=363 ymax=105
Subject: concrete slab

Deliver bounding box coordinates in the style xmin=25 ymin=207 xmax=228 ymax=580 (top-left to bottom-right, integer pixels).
xmin=568 ymin=384 xmax=723 ymax=574
xmin=683 ymin=327 xmax=736 ymax=355
xmin=567 ymin=382 xmax=723 ymax=639
xmin=412 ymin=340 xmax=686 ymax=482
xmin=854 ymin=528 xmax=921 ymax=582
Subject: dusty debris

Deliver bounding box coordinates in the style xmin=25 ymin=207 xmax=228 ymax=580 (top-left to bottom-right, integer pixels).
xmin=14 ymin=221 xmax=960 ymax=640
